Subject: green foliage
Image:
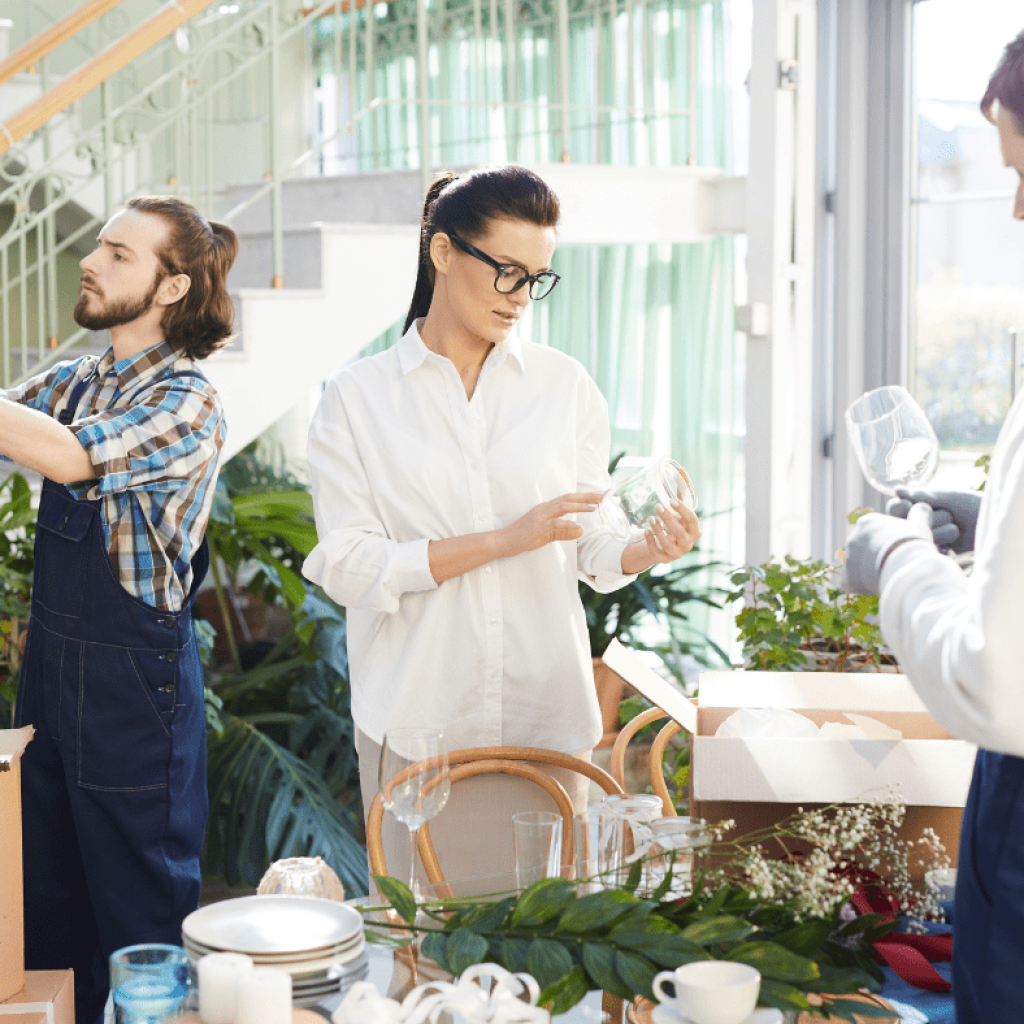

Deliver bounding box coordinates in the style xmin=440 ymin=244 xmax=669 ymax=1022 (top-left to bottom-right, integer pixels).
xmin=729 ymin=557 xmax=895 ymax=672
xmin=362 ymin=877 xmax=883 ymax=1022
xmin=0 ymin=472 xmax=37 ymax=728
xmin=199 ymin=443 xmax=367 ymax=893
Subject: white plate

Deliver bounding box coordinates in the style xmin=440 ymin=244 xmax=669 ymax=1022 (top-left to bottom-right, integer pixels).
xmin=650 ymin=1006 xmax=784 ymax=1024
xmin=182 ymin=895 xmax=363 ymax=955
xmin=182 ymin=933 xmax=363 ymax=964
xmin=183 ymin=939 xmax=366 ymax=975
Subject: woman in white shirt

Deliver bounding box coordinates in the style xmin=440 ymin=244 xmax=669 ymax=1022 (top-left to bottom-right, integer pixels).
xmin=303 ymin=165 xmax=699 ymax=883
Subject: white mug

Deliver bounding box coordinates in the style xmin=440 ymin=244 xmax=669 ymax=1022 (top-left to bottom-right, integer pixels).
xmin=651 ymin=960 xmax=760 ymax=1024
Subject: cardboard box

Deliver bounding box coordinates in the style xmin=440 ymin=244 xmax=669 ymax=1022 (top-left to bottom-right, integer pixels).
xmin=602 ymin=641 xmax=976 ymax=882
xmin=0 ymin=727 xmax=34 ymax=1003
xmin=0 ymin=970 xmax=74 ymax=1024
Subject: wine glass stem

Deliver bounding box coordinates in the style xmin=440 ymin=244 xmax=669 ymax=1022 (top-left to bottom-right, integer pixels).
xmin=408 ymin=823 xmax=421 ymax=900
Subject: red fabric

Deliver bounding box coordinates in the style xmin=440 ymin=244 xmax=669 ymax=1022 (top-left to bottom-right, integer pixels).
xmin=848 ymin=870 xmax=952 ymax=992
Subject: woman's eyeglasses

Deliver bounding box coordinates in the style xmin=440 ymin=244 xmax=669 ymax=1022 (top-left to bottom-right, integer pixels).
xmin=448 ymin=233 xmax=561 ymax=300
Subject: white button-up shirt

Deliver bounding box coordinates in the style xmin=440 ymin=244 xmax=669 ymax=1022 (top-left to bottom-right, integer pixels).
xmin=302 ymin=324 xmax=635 ymax=752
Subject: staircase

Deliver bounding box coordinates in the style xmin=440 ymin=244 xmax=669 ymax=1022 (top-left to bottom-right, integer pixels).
xmin=0 ymin=0 xmax=745 ymax=461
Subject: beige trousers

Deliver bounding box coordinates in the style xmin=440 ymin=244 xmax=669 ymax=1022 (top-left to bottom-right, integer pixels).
xmin=355 ymin=728 xmax=592 ymax=892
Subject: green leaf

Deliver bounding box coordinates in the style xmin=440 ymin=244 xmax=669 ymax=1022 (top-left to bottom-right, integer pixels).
xmin=614 ymin=949 xmax=659 ymax=1000
xmin=772 ymin=919 xmax=831 ymax=957
xmin=510 ymin=878 xmax=578 ymax=927
xmin=623 ymin=859 xmax=643 ymax=894
xmin=451 ymin=897 xmax=516 ymax=933
xmin=374 ymin=876 xmax=418 ymax=926
xmin=607 ymin=920 xmax=710 ymax=968
xmin=420 ymin=931 xmax=450 ymax=971
xmin=724 ymin=942 xmax=820 ymax=983
xmin=680 ymin=915 xmax=754 ymax=945
xmin=820 ymin=996 xmax=903 ymax=1020
xmin=446 ymin=927 xmax=490 ymax=975
xmin=556 ymin=889 xmax=639 ymax=933
xmin=756 ymin=978 xmax=814 ymax=1012
xmin=697 ymin=883 xmax=730 ymax=918
xmin=539 ymin=966 xmax=590 ymax=1016
xmin=499 ymin=937 xmax=534 ymax=975
xmin=526 ymin=938 xmax=577 ymax=990
xmin=581 ymin=942 xmax=633 ymax=1000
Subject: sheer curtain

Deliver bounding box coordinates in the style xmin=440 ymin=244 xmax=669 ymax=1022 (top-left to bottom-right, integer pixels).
xmin=330 ymin=0 xmax=739 ymax=658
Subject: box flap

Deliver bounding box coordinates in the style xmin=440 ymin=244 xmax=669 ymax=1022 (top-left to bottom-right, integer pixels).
xmin=691 ymin=735 xmax=977 ymax=806
xmin=602 ymin=640 xmax=698 ymax=735
xmin=0 ymin=727 xmax=33 ymax=772
xmin=698 ymin=671 xmax=928 ymax=712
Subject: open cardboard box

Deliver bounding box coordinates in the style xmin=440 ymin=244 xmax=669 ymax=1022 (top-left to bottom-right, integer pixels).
xmin=0 ymin=971 xmax=74 ymax=1024
xmin=1 ymin=726 xmax=34 ymax=1003
xmin=602 ymin=640 xmax=975 ymax=882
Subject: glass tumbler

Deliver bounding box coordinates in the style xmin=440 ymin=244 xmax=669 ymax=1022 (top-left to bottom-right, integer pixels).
xmin=110 ymin=944 xmax=191 ymax=1024
xmin=573 ymin=808 xmax=624 ymax=892
xmin=513 ymin=810 xmax=563 ymax=889
xmin=599 ymin=456 xmax=697 ymax=543
xmin=645 ymin=817 xmax=711 ymax=897
xmin=257 ymin=855 xmax=346 ymax=900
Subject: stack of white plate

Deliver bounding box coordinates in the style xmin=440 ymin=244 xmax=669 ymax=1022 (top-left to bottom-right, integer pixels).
xmin=182 ymin=895 xmax=368 ymax=1008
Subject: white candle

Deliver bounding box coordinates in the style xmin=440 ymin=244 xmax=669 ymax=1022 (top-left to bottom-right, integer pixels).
xmin=197 ymin=952 xmax=255 ymax=1024
xmin=236 ymin=968 xmax=292 ymax=1024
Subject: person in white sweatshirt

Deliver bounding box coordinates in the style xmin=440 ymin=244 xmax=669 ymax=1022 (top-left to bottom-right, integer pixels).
xmin=842 ymin=30 xmax=1024 ymax=1024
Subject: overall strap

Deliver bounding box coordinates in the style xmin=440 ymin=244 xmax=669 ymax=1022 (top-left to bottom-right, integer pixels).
xmin=57 ymin=373 xmax=96 ymax=425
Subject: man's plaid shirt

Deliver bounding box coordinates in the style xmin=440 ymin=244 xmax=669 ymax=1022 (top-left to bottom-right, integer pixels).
xmin=3 ymin=341 xmax=226 ymax=611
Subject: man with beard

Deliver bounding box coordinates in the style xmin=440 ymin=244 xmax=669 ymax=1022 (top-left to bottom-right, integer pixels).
xmin=5 ymin=196 xmax=238 ymax=1024
xmin=843 ymin=30 xmax=1024 ymax=1024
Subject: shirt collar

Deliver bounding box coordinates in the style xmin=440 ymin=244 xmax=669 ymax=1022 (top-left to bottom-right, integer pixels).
xmin=95 ymin=340 xmax=182 ymax=390
xmin=397 ymin=321 xmax=526 ymax=375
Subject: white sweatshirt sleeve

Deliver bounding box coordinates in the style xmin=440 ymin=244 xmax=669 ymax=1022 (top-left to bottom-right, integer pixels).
xmin=878 ymin=404 xmax=1024 ymax=756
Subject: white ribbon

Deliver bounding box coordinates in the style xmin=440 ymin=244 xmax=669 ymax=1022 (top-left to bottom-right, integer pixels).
xmin=332 ymin=964 xmax=549 ymax=1024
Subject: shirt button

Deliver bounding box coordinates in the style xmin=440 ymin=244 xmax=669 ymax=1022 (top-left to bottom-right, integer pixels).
xmin=490 ymin=617 xmax=498 ymax=625
xmin=484 ymin=566 xmax=493 ymax=574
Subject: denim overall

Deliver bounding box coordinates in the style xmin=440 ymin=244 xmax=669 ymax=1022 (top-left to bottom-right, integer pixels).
xmin=14 ymin=372 xmax=210 ymax=1024
xmin=953 ymin=749 xmax=1024 ymax=1023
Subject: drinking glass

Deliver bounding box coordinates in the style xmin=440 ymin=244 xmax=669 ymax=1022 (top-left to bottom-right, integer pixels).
xmin=257 ymin=855 xmax=346 ymax=900
xmin=513 ymin=811 xmax=563 ymax=889
xmin=572 ymin=808 xmax=623 ymax=892
xmin=645 ymin=816 xmax=711 ymax=897
xmin=844 ymin=385 xmax=939 ymax=496
xmin=379 ymin=727 xmax=450 ymax=897
xmin=109 ymin=944 xmax=191 ymax=1024
xmin=598 ymin=456 xmax=698 ymax=543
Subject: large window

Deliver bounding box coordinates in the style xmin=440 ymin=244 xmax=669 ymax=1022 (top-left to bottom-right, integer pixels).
xmin=910 ymin=1 xmax=1024 ymax=487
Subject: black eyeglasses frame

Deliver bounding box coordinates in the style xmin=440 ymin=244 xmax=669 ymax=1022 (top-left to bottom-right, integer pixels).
xmin=447 ymin=232 xmax=561 ymax=300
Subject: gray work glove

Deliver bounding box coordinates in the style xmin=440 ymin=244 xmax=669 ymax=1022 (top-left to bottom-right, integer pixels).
xmin=841 ymin=504 xmax=934 ymax=597
xmin=885 ymin=488 xmax=981 ymax=555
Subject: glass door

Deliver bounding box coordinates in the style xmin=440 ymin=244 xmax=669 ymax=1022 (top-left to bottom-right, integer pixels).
xmin=909 ymin=1 xmax=1024 ymax=488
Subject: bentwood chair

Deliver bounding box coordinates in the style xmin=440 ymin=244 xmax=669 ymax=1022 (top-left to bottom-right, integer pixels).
xmin=367 ymin=746 xmax=626 ymax=891
xmin=609 ymin=707 xmax=686 ymax=817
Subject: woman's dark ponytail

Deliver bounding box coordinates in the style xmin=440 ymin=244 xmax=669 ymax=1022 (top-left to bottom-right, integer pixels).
xmin=402 ymin=165 xmax=560 ymax=335
xmin=403 ymin=172 xmax=459 ymax=333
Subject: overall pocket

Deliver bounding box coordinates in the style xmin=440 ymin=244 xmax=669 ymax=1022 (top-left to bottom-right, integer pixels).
xmin=34 ymin=488 xmax=95 ymax=620
xmin=76 ymin=643 xmax=176 ymax=791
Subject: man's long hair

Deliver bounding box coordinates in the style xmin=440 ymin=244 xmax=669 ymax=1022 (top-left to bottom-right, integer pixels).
xmin=127 ymin=196 xmax=239 ymax=360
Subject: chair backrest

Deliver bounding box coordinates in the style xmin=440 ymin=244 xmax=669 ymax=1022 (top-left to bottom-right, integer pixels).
xmin=609 ymin=707 xmax=685 ymax=817
xmin=367 ymin=746 xmax=625 ymax=888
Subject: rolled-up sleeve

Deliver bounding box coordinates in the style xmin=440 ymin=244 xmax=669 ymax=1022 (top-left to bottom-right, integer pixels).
xmin=302 ymin=379 xmax=438 ymax=614
xmin=65 ymin=379 xmax=223 ymax=499
xmin=573 ymin=375 xmax=636 ymax=593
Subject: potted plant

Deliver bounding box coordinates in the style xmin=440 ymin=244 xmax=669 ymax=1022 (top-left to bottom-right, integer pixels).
xmin=729 ymin=556 xmax=896 ymax=672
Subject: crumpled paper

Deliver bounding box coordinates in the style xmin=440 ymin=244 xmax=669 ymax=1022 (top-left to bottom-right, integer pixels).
xmin=331 ymin=963 xmax=550 ymax=1024
xmin=715 ymin=708 xmax=902 ymax=741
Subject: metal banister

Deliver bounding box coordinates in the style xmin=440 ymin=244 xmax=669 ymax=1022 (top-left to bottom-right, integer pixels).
xmin=0 ymin=0 xmax=218 ymax=155
xmin=0 ymin=0 xmax=126 ymax=89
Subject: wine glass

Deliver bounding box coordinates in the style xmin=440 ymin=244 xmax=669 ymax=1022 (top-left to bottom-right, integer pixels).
xmin=378 ymin=727 xmax=450 ymax=898
xmin=844 ymin=385 xmax=939 ymax=495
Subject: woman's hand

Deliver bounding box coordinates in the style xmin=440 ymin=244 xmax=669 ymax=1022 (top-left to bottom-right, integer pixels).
xmin=496 ymin=492 xmax=603 ymax=558
xmin=621 ymin=497 xmax=701 ymax=573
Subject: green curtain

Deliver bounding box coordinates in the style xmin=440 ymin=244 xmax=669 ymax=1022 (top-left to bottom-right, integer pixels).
xmin=328 ymin=0 xmax=738 ymax=657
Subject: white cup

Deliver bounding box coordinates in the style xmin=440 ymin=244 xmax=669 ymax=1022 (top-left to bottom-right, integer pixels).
xmin=651 ymin=960 xmax=760 ymax=1024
